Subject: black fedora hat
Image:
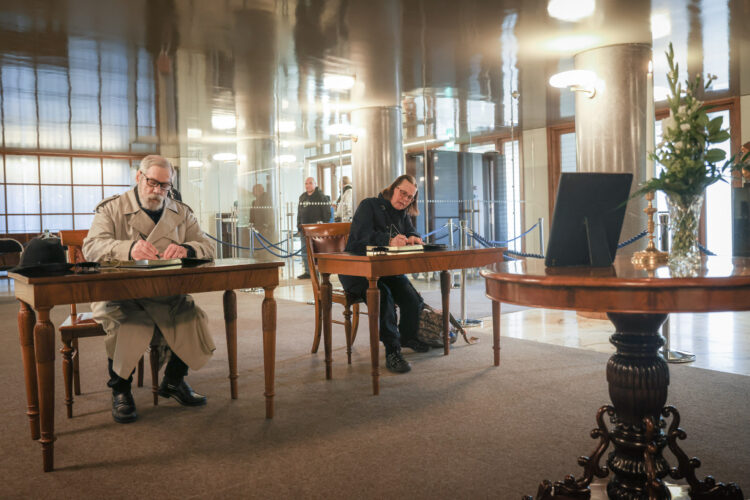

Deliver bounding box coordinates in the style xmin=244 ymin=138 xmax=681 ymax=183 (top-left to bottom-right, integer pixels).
xmin=10 ymin=237 xmax=74 ymax=277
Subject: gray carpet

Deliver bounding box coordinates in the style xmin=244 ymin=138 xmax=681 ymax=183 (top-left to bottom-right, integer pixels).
xmin=0 ymin=292 xmax=747 ymax=499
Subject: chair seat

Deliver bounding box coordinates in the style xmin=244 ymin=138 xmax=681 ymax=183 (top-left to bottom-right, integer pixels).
xmin=59 ymin=312 xmax=105 ymax=339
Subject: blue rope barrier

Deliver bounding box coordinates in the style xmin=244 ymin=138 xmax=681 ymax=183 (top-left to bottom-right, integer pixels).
xmin=254 ymin=230 xmax=292 ymax=251
xmin=504 ymin=249 xmax=545 ymax=259
xmin=253 ymin=234 xmax=302 ymax=258
xmin=485 ymin=221 xmax=540 ymax=246
xmin=421 ymin=223 xmax=448 ymax=240
xmin=617 ymin=230 xmax=648 ymax=249
xmin=205 ymin=232 xmax=301 ymax=258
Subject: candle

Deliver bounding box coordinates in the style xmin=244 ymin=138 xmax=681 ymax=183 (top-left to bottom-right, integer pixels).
xmin=646 ymin=61 xmax=655 ymax=180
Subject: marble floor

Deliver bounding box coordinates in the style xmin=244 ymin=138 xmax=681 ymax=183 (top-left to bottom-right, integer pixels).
xmin=3 ymin=263 xmax=748 ymax=377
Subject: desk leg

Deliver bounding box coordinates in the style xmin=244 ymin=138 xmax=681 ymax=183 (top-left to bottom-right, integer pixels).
xmin=18 ymin=301 xmax=39 ymax=440
xmin=492 ymin=300 xmax=500 ymax=366
xmin=320 ymin=273 xmax=333 ymax=380
xmin=223 ymin=290 xmax=238 ymax=400
xmin=33 ymin=307 xmax=55 ymax=472
xmin=262 ymin=286 xmax=277 ymax=419
xmin=367 ymin=278 xmax=380 ymax=395
xmin=440 ymin=270 xmax=450 ymax=355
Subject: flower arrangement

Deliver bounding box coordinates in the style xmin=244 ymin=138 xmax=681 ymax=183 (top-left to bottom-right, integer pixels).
xmin=636 ymin=43 xmax=737 ymax=203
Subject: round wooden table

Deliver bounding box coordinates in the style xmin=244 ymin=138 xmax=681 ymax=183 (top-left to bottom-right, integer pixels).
xmin=481 ymin=255 xmax=745 ymax=500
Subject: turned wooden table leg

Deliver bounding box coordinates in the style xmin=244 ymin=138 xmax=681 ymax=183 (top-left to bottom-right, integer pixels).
xmin=223 ymin=290 xmax=238 ymax=399
xmin=18 ymin=301 xmax=39 ymax=440
xmin=261 ymin=286 xmax=277 ymax=419
xmin=440 ymin=270 xmax=451 ymax=355
xmin=492 ymin=300 xmax=501 ymax=366
xmin=320 ymin=273 xmax=333 ymax=380
xmin=33 ymin=307 xmax=56 ymax=472
xmin=367 ymin=278 xmax=380 ymax=395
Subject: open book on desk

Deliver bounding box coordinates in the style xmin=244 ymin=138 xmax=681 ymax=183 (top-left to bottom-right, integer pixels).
xmin=365 ymin=243 xmax=446 ymax=255
xmin=101 ymin=257 xmax=212 ymax=269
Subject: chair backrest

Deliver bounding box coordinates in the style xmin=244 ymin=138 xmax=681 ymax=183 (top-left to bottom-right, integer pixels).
xmin=59 ymin=230 xmax=89 ymax=315
xmin=300 ymin=222 xmax=351 ymax=297
xmin=0 ymin=238 xmax=23 ymax=270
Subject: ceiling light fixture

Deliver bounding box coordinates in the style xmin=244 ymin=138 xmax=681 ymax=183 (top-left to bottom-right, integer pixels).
xmin=212 ymin=153 xmax=237 ymax=161
xmin=547 ymin=0 xmax=595 ymax=22
xmin=211 ymin=114 xmax=236 ymax=130
xmin=187 ymin=160 xmax=203 ymax=168
xmin=323 ymin=74 xmax=355 ymax=91
xmin=549 ymin=70 xmax=597 ymax=98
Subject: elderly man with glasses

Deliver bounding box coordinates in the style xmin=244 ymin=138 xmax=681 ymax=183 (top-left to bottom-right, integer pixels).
xmin=338 ymin=174 xmax=429 ymax=374
xmin=83 ymin=154 xmax=216 ymax=424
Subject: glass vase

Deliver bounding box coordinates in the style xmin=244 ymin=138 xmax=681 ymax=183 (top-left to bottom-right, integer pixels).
xmin=666 ymin=192 xmax=704 ymax=277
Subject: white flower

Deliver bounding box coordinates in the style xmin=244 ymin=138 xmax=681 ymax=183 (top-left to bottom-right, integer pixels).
xmin=662 ymin=115 xmax=677 ymax=132
xmin=674 ymin=141 xmax=683 ymax=150
xmin=677 ymin=105 xmax=687 ymax=116
xmin=680 ymin=123 xmax=691 ymax=131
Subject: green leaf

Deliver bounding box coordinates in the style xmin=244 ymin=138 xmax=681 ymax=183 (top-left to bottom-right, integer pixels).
xmin=704 ymin=149 xmax=726 ymax=163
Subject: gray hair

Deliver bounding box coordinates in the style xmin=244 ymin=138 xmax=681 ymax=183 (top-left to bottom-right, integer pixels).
xmin=139 ymin=155 xmax=175 ymax=177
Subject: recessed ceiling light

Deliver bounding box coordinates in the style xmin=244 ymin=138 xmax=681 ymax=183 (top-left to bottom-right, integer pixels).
xmin=211 ymin=114 xmax=236 ymax=130
xmin=547 ymin=0 xmax=595 ymax=22
xmin=187 ymin=160 xmax=203 ymax=168
xmin=212 ymin=153 xmax=237 ymax=161
xmin=323 ymin=74 xmax=355 ymax=91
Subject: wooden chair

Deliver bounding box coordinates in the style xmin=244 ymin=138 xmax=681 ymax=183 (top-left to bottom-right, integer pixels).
xmin=58 ymin=230 xmax=158 ymax=418
xmin=300 ymin=223 xmax=366 ymax=364
xmin=0 ymin=237 xmax=23 ymax=273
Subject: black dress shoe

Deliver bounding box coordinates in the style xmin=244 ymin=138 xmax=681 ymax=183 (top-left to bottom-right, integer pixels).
xmin=158 ymin=379 xmax=207 ymax=406
xmin=401 ymin=337 xmax=431 ymax=353
xmin=297 ymin=272 xmax=311 ymax=279
xmin=112 ymin=391 xmax=137 ymax=423
xmin=385 ymin=351 xmax=411 ymax=373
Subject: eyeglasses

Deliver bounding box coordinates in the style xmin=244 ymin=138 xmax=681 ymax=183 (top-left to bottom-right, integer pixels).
xmin=141 ymin=174 xmax=172 ymax=192
xmin=395 ymin=186 xmax=415 ymax=202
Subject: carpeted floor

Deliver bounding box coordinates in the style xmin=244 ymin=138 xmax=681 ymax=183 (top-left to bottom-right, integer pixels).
xmin=0 ymin=291 xmax=747 ymax=499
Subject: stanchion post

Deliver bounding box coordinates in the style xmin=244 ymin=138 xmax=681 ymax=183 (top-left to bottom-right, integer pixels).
xmin=230 ymin=211 xmax=237 ymax=259
xmin=538 ymin=217 xmax=545 ymax=256
xmin=448 ymin=218 xmax=455 ymax=248
xmin=458 ymin=218 xmax=482 ymax=328
xmin=249 ymin=225 xmax=255 ymax=258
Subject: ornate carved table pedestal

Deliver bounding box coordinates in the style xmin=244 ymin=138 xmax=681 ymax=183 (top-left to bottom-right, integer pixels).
xmin=481 ymin=256 xmax=745 ymax=499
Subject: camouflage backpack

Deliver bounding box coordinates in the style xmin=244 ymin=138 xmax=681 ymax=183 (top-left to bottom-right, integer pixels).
xmin=416 ymin=304 xmax=478 ymax=347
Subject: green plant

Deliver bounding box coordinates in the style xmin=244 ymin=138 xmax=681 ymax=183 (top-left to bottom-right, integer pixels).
xmin=636 ymin=43 xmax=741 ymax=205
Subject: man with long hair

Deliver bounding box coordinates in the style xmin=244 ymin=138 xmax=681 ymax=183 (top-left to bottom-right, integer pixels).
xmin=338 ymin=174 xmax=429 ymax=373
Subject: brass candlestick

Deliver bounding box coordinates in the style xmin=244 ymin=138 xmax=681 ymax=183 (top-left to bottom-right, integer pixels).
xmin=632 ymin=191 xmax=669 ymax=269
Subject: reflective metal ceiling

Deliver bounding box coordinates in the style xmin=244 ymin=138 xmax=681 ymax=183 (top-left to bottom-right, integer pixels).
xmin=0 ymin=0 xmax=744 ymax=153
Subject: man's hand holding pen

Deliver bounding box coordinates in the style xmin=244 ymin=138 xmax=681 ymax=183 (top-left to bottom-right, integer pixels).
xmin=131 ymin=238 xmax=160 ymax=260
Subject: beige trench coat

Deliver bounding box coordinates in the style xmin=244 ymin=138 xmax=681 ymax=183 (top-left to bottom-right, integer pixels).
xmin=83 ymin=188 xmax=216 ymax=378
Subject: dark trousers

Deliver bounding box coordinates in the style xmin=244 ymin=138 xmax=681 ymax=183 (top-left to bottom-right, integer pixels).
xmin=339 ymin=274 xmax=423 ymax=354
xmin=107 ymin=352 xmax=188 ymax=395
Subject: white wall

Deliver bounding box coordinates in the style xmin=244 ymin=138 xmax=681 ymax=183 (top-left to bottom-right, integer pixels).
xmin=521 ymin=127 xmax=549 ymax=255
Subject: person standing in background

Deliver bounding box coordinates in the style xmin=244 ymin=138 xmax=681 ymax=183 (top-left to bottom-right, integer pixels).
xmin=334 ymin=176 xmax=353 ymax=222
xmin=297 ymin=177 xmax=331 ymax=279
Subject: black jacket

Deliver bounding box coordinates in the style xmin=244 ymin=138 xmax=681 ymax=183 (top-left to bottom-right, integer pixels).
xmin=297 ymin=187 xmax=331 ymax=229
xmin=344 ymin=193 xmax=419 ymax=255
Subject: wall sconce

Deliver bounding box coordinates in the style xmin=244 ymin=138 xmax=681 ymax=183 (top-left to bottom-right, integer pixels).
xmin=549 ymin=70 xmax=597 ymax=98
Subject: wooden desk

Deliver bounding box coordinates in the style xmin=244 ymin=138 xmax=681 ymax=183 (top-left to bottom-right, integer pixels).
xmin=315 ymin=247 xmax=505 ymax=394
xmin=481 ymin=256 xmax=745 ymax=500
xmin=11 ymin=258 xmax=284 ymax=472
